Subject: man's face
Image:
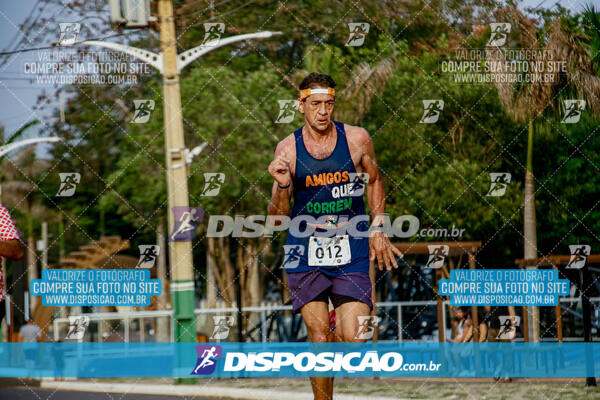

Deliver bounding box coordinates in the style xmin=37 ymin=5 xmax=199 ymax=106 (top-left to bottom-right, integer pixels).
xmin=298 ymin=91 xmax=335 ymax=133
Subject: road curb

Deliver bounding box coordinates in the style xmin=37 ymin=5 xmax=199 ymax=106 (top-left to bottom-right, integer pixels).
xmin=40 ymin=381 xmax=404 ymax=400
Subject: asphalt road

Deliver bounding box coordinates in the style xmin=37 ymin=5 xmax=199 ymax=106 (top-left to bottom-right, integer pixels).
xmin=0 ymin=388 xmax=223 ymax=400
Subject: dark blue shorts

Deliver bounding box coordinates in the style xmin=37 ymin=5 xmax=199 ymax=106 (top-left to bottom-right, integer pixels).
xmin=287 ymin=269 xmax=372 ymax=313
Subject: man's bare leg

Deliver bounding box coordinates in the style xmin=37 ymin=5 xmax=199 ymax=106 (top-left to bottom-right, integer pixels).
xmin=334 ymin=301 xmax=371 ymax=342
xmin=301 ymin=301 xmax=333 ymax=400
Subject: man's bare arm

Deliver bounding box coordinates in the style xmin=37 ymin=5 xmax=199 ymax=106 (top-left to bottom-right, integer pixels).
xmin=361 ymin=133 xmax=385 ymax=224
xmin=453 ymin=319 xmax=473 ymax=342
xmin=268 ymin=181 xmax=292 ymax=216
xmin=0 ymin=239 xmax=24 ymax=261
xmin=358 ymin=128 xmax=403 ymax=270
xmin=462 ymin=319 xmax=474 ymax=342
xmin=267 ymin=142 xmax=293 ymax=216
xmin=478 ymin=321 xmax=488 ymax=342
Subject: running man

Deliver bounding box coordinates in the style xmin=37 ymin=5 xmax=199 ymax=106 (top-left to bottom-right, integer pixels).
xmin=563 ymin=101 xmax=584 ymax=121
xmin=346 ymin=23 xmax=368 ymax=46
xmin=268 ymin=73 xmax=402 ymax=400
xmin=0 ymin=205 xmax=23 ymax=326
xmin=135 ymin=100 xmax=153 ymax=119
xmin=487 ymin=173 xmax=509 ymax=196
xmin=421 ymin=100 xmax=443 ymax=122
xmin=170 ymin=209 xmax=200 ymax=240
xmin=57 ymin=173 xmax=78 ymax=196
xmin=276 ymin=101 xmax=297 ymax=123
xmin=283 ymin=245 xmax=303 ymax=266
xmin=136 ymin=246 xmax=158 ymax=268
xmin=201 ymin=174 xmax=224 ymax=195
xmin=569 ymin=245 xmax=589 ymax=266
xmin=488 ymin=23 xmax=509 ymax=44
xmin=193 ymin=346 xmax=218 ymax=374
xmin=426 ymin=246 xmax=446 ymax=268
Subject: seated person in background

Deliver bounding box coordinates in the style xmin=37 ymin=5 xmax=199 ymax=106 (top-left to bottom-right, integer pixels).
xmin=448 ymin=307 xmax=474 ymax=375
xmin=479 ymin=306 xmax=497 ymax=342
xmin=452 ymin=307 xmax=473 ymax=342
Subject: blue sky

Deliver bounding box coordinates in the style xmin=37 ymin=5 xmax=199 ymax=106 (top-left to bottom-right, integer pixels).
xmin=0 ymin=0 xmax=594 ymax=145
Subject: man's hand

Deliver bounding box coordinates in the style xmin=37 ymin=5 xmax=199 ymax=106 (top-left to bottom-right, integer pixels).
xmin=369 ymin=231 xmax=403 ymax=270
xmin=268 ymin=150 xmax=292 ymax=187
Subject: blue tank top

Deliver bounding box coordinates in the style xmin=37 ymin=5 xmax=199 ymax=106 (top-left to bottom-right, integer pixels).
xmin=284 ymin=120 xmax=370 ymax=277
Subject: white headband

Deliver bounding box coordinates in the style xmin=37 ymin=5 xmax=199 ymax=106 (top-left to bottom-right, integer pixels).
xmin=299 ymin=87 xmax=335 ymax=100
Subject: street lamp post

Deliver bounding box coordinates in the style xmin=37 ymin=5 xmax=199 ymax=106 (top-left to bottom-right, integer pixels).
xmin=75 ymin=0 xmax=281 ymax=349
xmin=158 ymin=0 xmax=195 ymax=346
xmin=0 ymin=137 xmax=62 ymax=159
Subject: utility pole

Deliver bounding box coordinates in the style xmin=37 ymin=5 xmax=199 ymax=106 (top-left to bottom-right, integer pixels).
xmin=157 ymin=0 xmax=195 ymax=345
xmin=83 ymin=0 xmax=280 ymax=354
xmin=156 ymin=217 xmax=169 ymax=341
xmin=40 ymin=221 xmax=48 ymax=269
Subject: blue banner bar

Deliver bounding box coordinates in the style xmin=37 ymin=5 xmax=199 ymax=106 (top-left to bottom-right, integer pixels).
xmin=0 ymin=342 xmax=597 ymax=378
xmin=439 ymin=269 xmax=570 ymax=306
xmin=30 ymin=269 xmax=161 ymax=306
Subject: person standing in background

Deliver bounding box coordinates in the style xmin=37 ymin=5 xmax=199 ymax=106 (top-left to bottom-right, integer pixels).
xmin=0 ymin=205 xmax=24 ymax=331
xmin=19 ymin=319 xmax=41 ymax=343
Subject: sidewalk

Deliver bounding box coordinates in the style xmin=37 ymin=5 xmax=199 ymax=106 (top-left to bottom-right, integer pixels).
xmin=40 ymin=380 xmax=405 ymax=400
xmin=38 ymin=378 xmax=600 ymax=400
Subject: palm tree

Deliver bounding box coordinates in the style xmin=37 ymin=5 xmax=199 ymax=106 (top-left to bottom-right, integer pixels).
xmin=486 ymin=6 xmax=600 ymax=342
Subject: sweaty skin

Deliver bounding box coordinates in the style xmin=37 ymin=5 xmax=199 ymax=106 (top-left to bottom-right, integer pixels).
xmin=267 ymin=91 xmax=403 ymax=270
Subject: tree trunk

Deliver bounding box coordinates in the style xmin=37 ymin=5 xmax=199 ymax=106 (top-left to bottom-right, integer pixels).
xmin=206 ymin=238 xmax=217 ymax=308
xmin=156 ymin=218 xmax=169 ymax=342
xmin=246 ymin=240 xmax=261 ymax=334
xmin=524 ymin=119 xmax=539 ymax=342
xmin=213 ymin=237 xmax=235 ymax=307
xmin=58 ymin=216 xmax=65 ymax=259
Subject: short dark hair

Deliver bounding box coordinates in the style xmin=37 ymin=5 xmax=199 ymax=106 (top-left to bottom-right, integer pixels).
xmin=457 ymin=306 xmax=470 ymax=314
xmin=299 ymin=73 xmax=336 ymax=91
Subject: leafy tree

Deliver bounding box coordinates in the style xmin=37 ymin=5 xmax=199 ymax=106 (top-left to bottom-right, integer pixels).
xmin=485 ymin=5 xmax=600 ymax=341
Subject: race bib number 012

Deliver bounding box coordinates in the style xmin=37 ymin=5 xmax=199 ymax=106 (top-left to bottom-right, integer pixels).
xmin=308 ymin=235 xmax=351 ymax=266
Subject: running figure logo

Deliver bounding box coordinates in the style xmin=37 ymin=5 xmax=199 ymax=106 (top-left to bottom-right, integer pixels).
xmin=496 ymin=316 xmax=520 ymax=340
xmin=169 ymin=207 xmax=204 ymax=242
xmin=561 ymin=100 xmax=586 ymax=124
xmin=201 ymin=173 xmax=225 ymax=196
xmin=58 ymin=23 xmax=81 ymax=46
xmin=566 ymin=244 xmax=590 ymax=269
xmin=345 ymin=23 xmax=370 ymax=47
xmin=65 ymin=316 xmax=89 ymax=340
xmin=419 ymin=100 xmax=444 ymax=124
xmin=56 ymin=173 xmax=81 ymax=197
xmin=282 ymin=245 xmax=305 ymax=269
xmin=136 ymin=245 xmax=160 ymax=268
xmin=201 ymin=23 xmax=225 ymax=46
xmin=191 ymin=345 xmax=222 ymax=375
xmin=275 ymin=100 xmax=298 ymax=124
xmin=487 ymin=23 xmax=511 ymax=47
xmin=210 ymin=316 xmax=234 ymax=340
xmin=354 ymin=316 xmax=380 ymax=340
xmin=486 ymin=173 xmax=511 ymax=197
xmin=132 ymin=100 xmax=155 ymax=123
xmin=347 ymin=173 xmax=369 ymax=197
xmin=426 ymin=245 xmax=449 ymax=269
